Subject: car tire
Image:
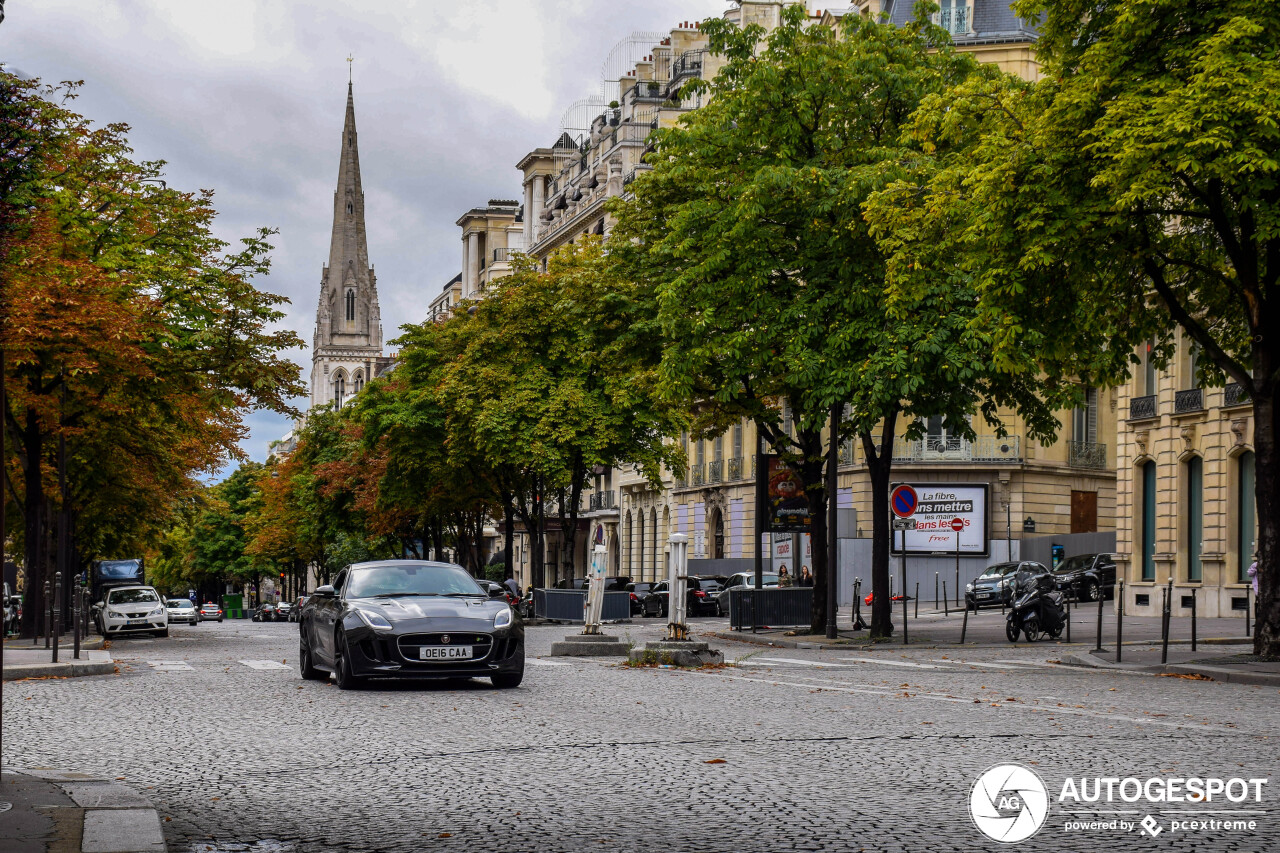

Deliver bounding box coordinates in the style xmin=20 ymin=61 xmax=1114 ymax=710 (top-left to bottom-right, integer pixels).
xmin=333 ymin=632 xmax=362 ymax=690
xmin=156 ymin=628 xmax=169 ymax=638
xmin=299 ymin=632 xmax=325 ymax=681
xmin=1082 ymin=579 xmax=1100 ymax=603
xmin=491 ymin=664 xmax=524 ymax=689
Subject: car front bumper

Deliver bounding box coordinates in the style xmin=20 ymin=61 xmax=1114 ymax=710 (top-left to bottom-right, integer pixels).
xmin=102 ymin=616 xmax=167 ymax=634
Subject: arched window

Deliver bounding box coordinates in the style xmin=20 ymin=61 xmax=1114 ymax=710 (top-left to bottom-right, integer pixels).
xmin=637 ymin=512 xmax=645 ymax=579
xmin=1186 ymin=456 xmax=1203 ymax=581
xmin=1239 ymin=451 xmax=1256 ymax=582
xmin=345 ymin=290 xmax=356 ymax=322
xmin=1141 ymin=461 xmax=1157 ymax=581
xmin=353 ymin=372 xmax=363 ymax=394
xmin=334 ymin=375 xmax=346 ymax=409
xmin=347 ymin=202 xmax=354 ymax=215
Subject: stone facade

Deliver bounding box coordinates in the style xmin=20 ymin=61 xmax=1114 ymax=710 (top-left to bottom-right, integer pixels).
xmin=1115 ymin=332 xmax=1256 ymax=618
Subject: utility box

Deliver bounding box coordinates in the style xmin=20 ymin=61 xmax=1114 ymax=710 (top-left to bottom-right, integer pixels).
xmin=222 ymin=593 xmax=245 ymax=619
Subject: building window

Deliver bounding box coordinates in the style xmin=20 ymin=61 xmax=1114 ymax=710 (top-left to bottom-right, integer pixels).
xmin=345 ymin=290 xmax=355 ymax=322
xmin=1072 ymin=387 xmax=1098 ymax=443
xmin=353 ymin=372 xmax=363 ymax=394
xmin=1238 ymin=451 xmax=1256 ymax=583
xmin=347 ymin=202 xmax=353 ymax=214
xmin=733 ymin=421 xmax=743 ymax=459
xmin=936 ymin=0 xmax=970 ymax=34
xmin=1143 ymin=339 xmax=1158 ymax=396
xmin=1186 ymin=456 xmax=1203 ymax=581
xmin=1141 ymin=461 xmax=1156 ymax=581
xmin=334 ymin=375 xmax=345 ymax=409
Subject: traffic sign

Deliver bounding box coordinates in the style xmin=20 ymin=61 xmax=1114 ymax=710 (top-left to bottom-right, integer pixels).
xmin=892 ymin=518 xmax=917 ymax=531
xmin=950 ymin=518 xmax=965 ymax=533
xmin=890 ymin=484 xmax=918 ymax=518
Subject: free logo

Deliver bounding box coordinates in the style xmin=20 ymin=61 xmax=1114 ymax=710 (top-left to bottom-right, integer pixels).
xmin=970 ymin=763 xmax=1051 ymax=843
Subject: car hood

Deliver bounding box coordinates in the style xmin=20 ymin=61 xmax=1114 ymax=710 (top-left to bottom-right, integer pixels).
xmin=350 ymin=595 xmax=505 ymax=626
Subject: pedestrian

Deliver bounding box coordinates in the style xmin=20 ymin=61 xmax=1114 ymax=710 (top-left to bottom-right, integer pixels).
xmin=778 ymin=565 xmax=792 ymax=587
xmin=800 ymin=566 xmax=813 ymax=587
xmin=504 ymin=576 xmax=518 ymax=597
xmin=1248 ymin=552 xmax=1259 ymax=596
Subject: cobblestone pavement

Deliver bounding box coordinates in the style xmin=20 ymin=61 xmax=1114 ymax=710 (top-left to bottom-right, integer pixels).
xmin=4 ymin=617 xmax=1277 ymax=852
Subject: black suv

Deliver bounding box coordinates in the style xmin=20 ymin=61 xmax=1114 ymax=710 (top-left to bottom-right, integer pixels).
xmin=1052 ymin=553 xmax=1117 ymax=602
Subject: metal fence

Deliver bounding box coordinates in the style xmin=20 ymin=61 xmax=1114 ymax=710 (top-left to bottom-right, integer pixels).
xmin=533 ymin=589 xmax=630 ymax=622
xmin=728 ymin=587 xmax=813 ymax=630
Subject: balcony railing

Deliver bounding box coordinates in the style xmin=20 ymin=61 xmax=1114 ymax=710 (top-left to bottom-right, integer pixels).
xmin=1174 ymin=388 xmax=1204 ymax=414
xmin=1067 ymin=441 xmax=1108 ymax=470
xmin=1129 ymin=394 xmax=1158 ymax=420
xmin=671 ymin=49 xmax=704 ymax=83
xmin=1224 ymin=382 xmax=1250 ymax=408
xmin=491 ymin=247 xmax=521 ymax=263
xmin=726 ymin=456 xmax=744 ymax=480
xmin=893 ymin=435 xmax=1022 ymax=463
xmin=708 ymin=459 xmax=724 ymax=483
xmin=934 ymin=4 xmax=971 ymax=35
xmin=690 ymin=462 xmax=706 ymax=486
xmin=588 ymin=491 xmax=616 ymax=511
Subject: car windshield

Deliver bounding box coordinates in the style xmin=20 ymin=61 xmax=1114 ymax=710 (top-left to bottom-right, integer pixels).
xmin=1054 ymin=555 xmax=1094 ymax=574
xmin=979 ymin=563 xmax=1018 ymax=579
xmin=167 ymin=600 xmax=190 ymax=608
xmin=108 ymin=588 xmax=158 ymax=604
xmin=346 ymin=563 xmax=484 ymax=598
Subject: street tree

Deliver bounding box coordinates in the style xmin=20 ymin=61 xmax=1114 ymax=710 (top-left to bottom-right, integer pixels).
xmin=871 ymin=0 xmax=1280 ymax=657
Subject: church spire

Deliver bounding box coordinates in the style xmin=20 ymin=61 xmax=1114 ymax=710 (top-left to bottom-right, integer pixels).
xmin=326 ymin=81 xmax=369 ymax=276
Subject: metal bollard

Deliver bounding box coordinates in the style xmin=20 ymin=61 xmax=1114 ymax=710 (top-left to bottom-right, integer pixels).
xmin=1116 ymin=579 xmax=1124 ymax=662
xmin=1160 ymin=580 xmax=1172 ymax=665
xmin=943 ymin=581 xmax=949 ymax=617
xmin=935 ymin=573 xmax=939 ymax=609
xmin=73 ymin=579 xmax=82 ymax=660
xmin=666 ymin=533 xmax=689 ymax=642
xmin=960 ymin=598 xmax=970 ymax=644
xmin=1246 ymin=587 xmax=1251 ymax=637
xmin=1182 ymin=584 xmax=1192 ymax=650
xmin=1065 ymin=591 xmax=1071 ymax=644
xmin=44 ymin=580 xmax=51 ymax=649
xmin=1095 ymin=583 xmax=1105 ymax=652
xmin=52 ymin=572 xmax=61 ymax=664
xmin=915 ymin=582 xmax=919 ymax=619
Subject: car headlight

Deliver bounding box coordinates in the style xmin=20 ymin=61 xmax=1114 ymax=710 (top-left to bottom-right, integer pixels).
xmin=354 ymin=608 xmax=393 ymax=631
xmin=150 ymin=607 xmax=164 ymax=616
xmin=493 ymin=607 xmax=513 ymax=630
xmin=965 ymin=583 xmax=973 ymax=593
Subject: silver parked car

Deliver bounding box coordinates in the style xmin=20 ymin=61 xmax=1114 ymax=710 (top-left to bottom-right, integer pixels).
xmin=716 ymin=572 xmax=780 ymax=613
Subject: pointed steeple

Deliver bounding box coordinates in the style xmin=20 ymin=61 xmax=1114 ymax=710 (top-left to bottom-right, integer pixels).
xmin=327 ymin=81 xmax=369 ymax=275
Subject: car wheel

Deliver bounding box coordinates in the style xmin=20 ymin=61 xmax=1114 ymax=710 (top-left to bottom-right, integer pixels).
xmin=156 ymin=628 xmax=169 ymax=638
xmin=1005 ymin=619 xmax=1020 ymax=643
xmin=1082 ymin=579 xmax=1100 ymax=603
xmin=333 ymin=632 xmax=362 ymax=690
xmin=299 ymin=632 xmax=325 ymax=681
xmin=491 ymin=654 xmax=525 ymax=689
xmin=1023 ymin=618 xmax=1041 ymax=643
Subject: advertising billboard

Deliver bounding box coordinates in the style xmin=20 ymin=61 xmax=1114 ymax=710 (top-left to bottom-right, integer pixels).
xmin=766 ymin=456 xmax=811 ymax=532
xmin=889 ymin=483 xmax=989 ymax=556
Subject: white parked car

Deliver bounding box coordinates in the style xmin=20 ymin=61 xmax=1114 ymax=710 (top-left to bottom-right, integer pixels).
xmin=165 ymin=599 xmax=200 ymax=625
xmin=98 ymin=586 xmax=168 ymax=637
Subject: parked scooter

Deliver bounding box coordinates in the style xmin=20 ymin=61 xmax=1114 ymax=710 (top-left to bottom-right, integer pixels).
xmin=1005 ymin=570 xmax=1067 ymax=642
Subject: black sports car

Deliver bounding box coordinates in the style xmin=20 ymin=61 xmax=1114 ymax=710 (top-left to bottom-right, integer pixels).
xmin=298 ymin=560 xmax=524 ymax=690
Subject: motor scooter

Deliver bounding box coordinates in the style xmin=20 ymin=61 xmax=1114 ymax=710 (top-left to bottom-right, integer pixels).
xmin=1005 ymin=571 xmax=1067 ymax=642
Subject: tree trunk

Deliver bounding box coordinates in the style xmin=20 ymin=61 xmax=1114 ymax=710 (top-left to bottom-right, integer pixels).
xmin=19 ymin=410 xmax=44 ymax=640
xmin=863 ymin=409 xmax=899 ymax=639
xmin=1253 ymin=387 xmax=1278 ymax=659
xmin=502 ymin=496 xmax=515 ymax=582
xmin=797 ymin=429 xmax=829 ymax=635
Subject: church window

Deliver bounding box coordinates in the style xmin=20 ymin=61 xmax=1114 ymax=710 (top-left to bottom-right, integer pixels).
xmin=354 ymin=372 xmax=363 ymax=394
xmin=346 ymin=290 xmax=356 ymax=322
xmin=335 ymin=375 xmax=345 ymax=409
xmin=347 ymin=202 xmax=353 ymax=214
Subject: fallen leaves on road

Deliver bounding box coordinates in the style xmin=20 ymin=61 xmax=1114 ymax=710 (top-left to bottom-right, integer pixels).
xmin=438 ymin=833 xmax=452 ymax=838
xmin=704 ymin=759 xmax=727 ymax=764
xmin=1157 ymin=672 xmax=1214 ymax=681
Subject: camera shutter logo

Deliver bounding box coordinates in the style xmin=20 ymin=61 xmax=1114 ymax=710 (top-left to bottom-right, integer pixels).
xmin=969 ymin=763 xmax=1050 ymax=843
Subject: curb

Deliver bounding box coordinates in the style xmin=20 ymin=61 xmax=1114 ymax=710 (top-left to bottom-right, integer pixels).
xmin=3 ymin=650 xmax=115 ymax=681
xmin=5 ymin=768 xmax=166 ymax=852
xmin=1060 ymin=652 xmax=1280 ymax=687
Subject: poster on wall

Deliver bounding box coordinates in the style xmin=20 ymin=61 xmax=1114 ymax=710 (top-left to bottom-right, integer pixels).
xmin=890 ymin=483 xmax=989 ymax=556
xmin=766 ymin=456 xmax=811 ymax=531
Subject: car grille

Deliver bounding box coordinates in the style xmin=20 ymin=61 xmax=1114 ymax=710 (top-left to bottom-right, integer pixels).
xmin=396 ymin=633 xmax=493 ymax=663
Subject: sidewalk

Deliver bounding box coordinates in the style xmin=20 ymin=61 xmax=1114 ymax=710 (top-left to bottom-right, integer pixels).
xmin=1061 ymin=646 xmax=1280 ymax=687
xmin=2 ymin=638 xmax=115 ymax=681
xmin=0 ymin=769 xmax=166 ymax=853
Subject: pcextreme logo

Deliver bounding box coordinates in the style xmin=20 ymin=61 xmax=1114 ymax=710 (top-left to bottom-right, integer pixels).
xmin=970 ymin=763 xmax=1051 ymax=843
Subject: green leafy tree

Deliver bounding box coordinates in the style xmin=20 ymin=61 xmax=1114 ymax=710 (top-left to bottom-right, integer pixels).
xmin=872 ymin=0 xmax=1280 ymax=656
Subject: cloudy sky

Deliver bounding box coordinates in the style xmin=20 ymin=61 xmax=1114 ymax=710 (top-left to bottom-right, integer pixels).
xmin=3 ymin=0 xmax=736 ymax=472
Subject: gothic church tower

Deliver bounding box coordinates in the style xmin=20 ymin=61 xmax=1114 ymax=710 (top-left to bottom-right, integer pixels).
xmin=310 ymin=82 xmax=385 ymax=409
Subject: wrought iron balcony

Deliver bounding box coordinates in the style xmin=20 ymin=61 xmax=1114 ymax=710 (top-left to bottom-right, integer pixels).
xmin=690 ymin=463 xmax=706 ymax=486
xmin=893 ymin=435 xmax=1022 ymax=463
xmin=671 ymin=49 xmax=704 ymax=83
xmin=726 ymin=456 xmax=744 ymax=480
xmin=1224 ymin=382 xmax=1250 ymax=408
xmin=707 ymin=460 xmax=724 ymax=483
xmin=1174 ymin=388 xmax=1204 ymax=414
xmin=588 ymin=491 xmax=616 ymax=511
xmin=1129 ymin=394 xmax=1158 ymax=420
xmin=1067 ymin=441 xmax=1108 ymax=469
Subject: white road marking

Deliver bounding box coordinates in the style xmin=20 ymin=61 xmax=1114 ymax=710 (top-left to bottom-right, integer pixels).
xmin=239 ymin=660 xmax=290 ymax=670
xmin=147 ymin=660 xmax=194 ymax=672
xmin=927 ymin=659 xmax=1039 ymax=670
xmin=838 ymin=657 xmax=945 ymax=669
xmin=752 ymin=657 xmax=860 ymax=668
xmin=527 ymin=659 xmax=571 ymax=666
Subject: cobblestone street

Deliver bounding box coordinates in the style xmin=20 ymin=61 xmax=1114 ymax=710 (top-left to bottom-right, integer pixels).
xmin=4 ymin=619 xmax=1277 ymax=853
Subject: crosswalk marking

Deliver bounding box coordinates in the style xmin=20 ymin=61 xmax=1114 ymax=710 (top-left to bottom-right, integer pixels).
xmin=147 ymin=660 xmax=194 ymax=672
xmin=238 ymin=660 xmax=291 ymax=670
xmin=750 ymin=657 xmax=859 ymax=668
xmin=527 ymin=659 xmax=571 ymax=666
xmin=838 ymin=657 xmax=945 ymax=669
xmin=927 ymin=659 xmax=1035 ymax=670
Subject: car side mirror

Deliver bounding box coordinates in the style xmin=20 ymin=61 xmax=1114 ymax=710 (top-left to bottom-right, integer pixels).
xmin=487 ymin=587 xmax=505 ymax=598
xmin=313 ymin=585 xmax=336 ymax=598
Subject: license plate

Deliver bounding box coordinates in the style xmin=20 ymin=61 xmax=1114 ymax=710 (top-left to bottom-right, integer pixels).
xmin=978 ymin=593 xmax=991 ymax=599
xmin=126 ymin=619 xmax=149 ymax=626
xmin=419 ymin=646 xmax=473 ymax=660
